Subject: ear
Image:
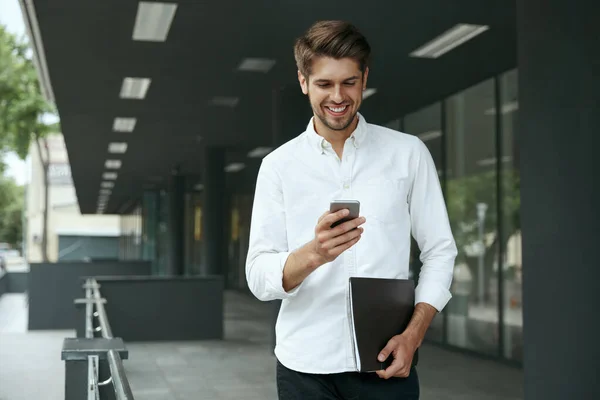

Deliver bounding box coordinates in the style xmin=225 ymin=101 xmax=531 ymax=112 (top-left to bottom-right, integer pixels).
xmin=298 ymin=70 xmax=309 ymax=95
xmin=362 ymin=67 xmax=370 ymax=91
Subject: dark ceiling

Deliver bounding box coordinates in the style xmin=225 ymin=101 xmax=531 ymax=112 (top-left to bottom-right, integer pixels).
xmin=30 ymin=0 xmax=516 ymax=214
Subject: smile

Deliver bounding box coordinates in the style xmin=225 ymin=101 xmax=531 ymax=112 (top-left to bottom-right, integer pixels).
xmin=325 ymin=105 xmax=349 ymax=116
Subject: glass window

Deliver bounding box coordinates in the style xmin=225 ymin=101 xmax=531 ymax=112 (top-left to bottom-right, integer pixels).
xmin=184 ymin=191 xmax=203 ymax=276
xmin=499 ymin=69 xmax=522 ymax=361
xmin=404 ymin=102 xmax=444 ymax=343
xmin=445 ymin=79 xmax=499 ymax=356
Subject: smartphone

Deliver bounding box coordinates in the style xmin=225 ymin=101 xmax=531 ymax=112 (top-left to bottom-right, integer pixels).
xmin=330 ymin=200 xmax=360 ymax=228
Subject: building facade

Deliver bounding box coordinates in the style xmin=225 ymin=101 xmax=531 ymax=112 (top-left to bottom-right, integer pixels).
xmin=25 ymin=134 xmax=121 ymax=262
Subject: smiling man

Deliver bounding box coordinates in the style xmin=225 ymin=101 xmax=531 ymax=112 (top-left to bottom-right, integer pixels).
xmin=246 ymin=20 xmax=457 ymax=399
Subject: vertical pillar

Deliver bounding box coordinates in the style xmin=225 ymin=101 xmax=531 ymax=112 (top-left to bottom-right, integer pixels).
xmin=518 ymin=1 xmax=599 ymax=398
xmin=202 ymin=148 xmax=226 ymax=276
xmin=167 ymin=170 xmax=185 ymax=276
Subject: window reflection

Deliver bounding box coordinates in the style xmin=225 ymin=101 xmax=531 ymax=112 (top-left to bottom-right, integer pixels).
xmin=445 ymin=78 xmax=499 ymax=356
xmin=500 ymin=69 xmax=522 ymax=361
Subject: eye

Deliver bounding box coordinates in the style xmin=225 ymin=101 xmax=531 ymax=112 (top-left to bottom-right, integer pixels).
xmin=317 ymin=83 xmax=330 ymax=88
xmin=344 ymin=81 xmax=357 ymax=86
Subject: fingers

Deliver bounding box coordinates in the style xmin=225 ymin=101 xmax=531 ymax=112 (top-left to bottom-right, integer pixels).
xmin=318 ymin=209 xmax=350 ymax=229
xmin=375 ymin=337 xmax=411 ymax=379
xmin=331 ymin=226 xmax=363 ymax=248
xmin=317 ymin=210 xmax=332 ymax=223
xmin=377 ymin=337 xmax=397 ymax=364
xmin=375 ymin=358 xmax=411 ymax=380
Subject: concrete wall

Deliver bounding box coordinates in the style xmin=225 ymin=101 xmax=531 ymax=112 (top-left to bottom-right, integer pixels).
xmin=90 ymin=276 xmax=224 ymax=341
xmin=28 ymin=261 xmax=151 ymax=330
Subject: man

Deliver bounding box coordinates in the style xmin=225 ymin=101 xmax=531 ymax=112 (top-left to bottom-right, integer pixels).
xmin=246 ymin=20 xmax=457 ymax=399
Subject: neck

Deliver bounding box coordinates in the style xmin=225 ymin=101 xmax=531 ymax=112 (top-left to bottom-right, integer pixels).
xmin=313 ymin=115 xmax=359 ymax=149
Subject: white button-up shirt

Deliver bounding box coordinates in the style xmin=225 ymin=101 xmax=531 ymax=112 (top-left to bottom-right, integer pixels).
xmin=246 ymin=114 xmax=457 ymax=374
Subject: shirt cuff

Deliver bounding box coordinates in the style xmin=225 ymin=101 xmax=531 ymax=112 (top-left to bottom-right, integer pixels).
xmin=415 ymin=280 xmax=453 ymax=312
xmin=265 ymin=251 xmax=303 ymax=299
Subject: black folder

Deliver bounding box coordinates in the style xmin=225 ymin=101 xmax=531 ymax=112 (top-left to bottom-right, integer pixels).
xmin=349 ymin=277 xmax=419 ymax=372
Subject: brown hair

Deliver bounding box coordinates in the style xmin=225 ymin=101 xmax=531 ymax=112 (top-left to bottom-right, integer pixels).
xmin=294 ymin=20 xmax=371 ymax=78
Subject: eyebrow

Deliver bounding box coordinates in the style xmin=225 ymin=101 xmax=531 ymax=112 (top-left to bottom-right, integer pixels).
xmin=313 ymin=76 xmax=361 ymax=84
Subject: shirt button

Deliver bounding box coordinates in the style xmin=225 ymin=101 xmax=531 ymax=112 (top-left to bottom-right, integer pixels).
xmin=343 ymin=183 xmax=350 ymax=189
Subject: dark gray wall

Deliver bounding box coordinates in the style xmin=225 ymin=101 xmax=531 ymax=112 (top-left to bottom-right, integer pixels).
xmin=58 ymin=235 xmax=119 ymax=261
xmin=94 ymin=276 xmax=224 ymax=341
xmin=202 ymin=148 xmax=226 ymax=276
xmin=28 ymin=261 xmax=151 ymax=330
xmin=0 ymin=272 xmax=7 ymax=297
xmin=0 ymin=272 xmax=28 ymax=296
xmin=518 ymin=1 xmax=599 ymax=399
xmin=7 ymin=272 xmax=28 ymax=293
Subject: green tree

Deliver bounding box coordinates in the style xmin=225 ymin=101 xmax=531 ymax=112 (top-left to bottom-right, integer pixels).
xmin=0 ymin=175 xmax=24 ymax=247
xmin=446 ymin=169 xmax=521 ymax=302
xmin=0 ymin=24 xmax=57 ymax=261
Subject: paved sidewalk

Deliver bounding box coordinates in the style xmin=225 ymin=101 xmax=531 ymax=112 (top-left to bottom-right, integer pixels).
xmin=0 ymin=294 xmax=73 ymax=400
xmin=125 ymin=291 xmax=523 ymax=400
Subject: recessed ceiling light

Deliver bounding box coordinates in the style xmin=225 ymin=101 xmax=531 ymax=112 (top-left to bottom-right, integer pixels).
xmin=210 ymin=96 xmax=239 ymax=107
xmin=132 ymin=2 xmax=178 ymax=42
xmin=247 ymin=147 xmax=273 ymax=158
xmin=238 ymin=58 xmax=276 ymax=73
xmin=99 ymin=189 xmax=112 ymax=195
xmin=101 ymin=181 xmax=115 ymax=189
xmin=103 ymin=172 xmax=118 ymax=180
xmin=113 ymin=118 xmax=137 ymax=132
xmin=484 ymin=101 xmax=519 ymax=116
xmin=224 ymin=163 xmax=245 ymax=173
xmin=410 ymin=24 xmax=489 ymax=59
xmin=417 ymin=130 xmax=442 ymax=142
xmin=194 ymin=183 xmax=204 ymax=191
xmin=120 ymin=77 xmax=151 ymax=99
xmin=363 ymin=88 xmax=377 ymax=100
xmin=108 ymin=142 xmax=128 ymax=154
xmin=105 ymin=159 xmax=122 ymax=169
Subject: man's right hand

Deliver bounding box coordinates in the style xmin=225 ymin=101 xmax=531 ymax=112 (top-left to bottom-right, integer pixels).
xmin=310 ymin=209 xmax=366 ymax=266
xmin=282 ymin=209 xmax=366 ymax=292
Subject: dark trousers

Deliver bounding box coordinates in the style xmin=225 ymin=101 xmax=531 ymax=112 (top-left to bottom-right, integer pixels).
xmin=276 ymin=360 xmax=420 ymax=400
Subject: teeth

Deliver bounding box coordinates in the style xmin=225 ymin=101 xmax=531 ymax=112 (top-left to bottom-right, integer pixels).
xmin=328 ymin=106 xmax=347 ymax=113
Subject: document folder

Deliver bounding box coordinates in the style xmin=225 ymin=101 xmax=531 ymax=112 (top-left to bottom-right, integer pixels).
xmin=349 ymin=277 xmax=419 ymax=372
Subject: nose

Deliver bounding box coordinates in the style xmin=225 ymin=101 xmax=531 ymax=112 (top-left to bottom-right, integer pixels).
xmin=331 ymin=86 xmax=343 ymax=103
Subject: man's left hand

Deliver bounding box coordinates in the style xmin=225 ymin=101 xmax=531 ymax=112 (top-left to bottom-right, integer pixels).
xmin=375 ymin=333 xmax=418 ymax=379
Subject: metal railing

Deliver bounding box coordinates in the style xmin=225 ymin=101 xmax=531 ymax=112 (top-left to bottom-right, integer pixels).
xmin=83 ymin=278 xmax=134 ymax=400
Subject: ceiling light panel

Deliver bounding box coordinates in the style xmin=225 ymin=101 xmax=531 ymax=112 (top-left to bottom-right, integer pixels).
xmin=113 ymin=118 xmax=137 ymax=132
xmin=210 ymin=96 xmax=240 ymax=107
xmin=99 ymin=189 xmax=112 ymax=195
xmin=132 ymin=2 xmax=178 ymax=42
xmin=224 ymin=163 xmax=246 ymax=173
xmin=410 ymin=24 xmax=489 ymax=59
xmin=108 ymin=142 xmax=128 ymax=154
xmin=103 ymin=172 xmax=118 ymax=180
xmin=238 ymin=58 xmax=276 ymax=73
xmin=105 ymin=159 xmax=122 ymax=169
xmin=101 ymin=181 xmax=115 ymax=189
xmin=120 ymin=77 xmax=151 ymax=99
xmin=247 ymin=147 xmax=273 ymax=158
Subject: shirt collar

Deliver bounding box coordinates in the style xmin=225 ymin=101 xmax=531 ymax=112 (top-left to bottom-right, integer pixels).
xmin=306 ymin=113 xmax=368 ymax=154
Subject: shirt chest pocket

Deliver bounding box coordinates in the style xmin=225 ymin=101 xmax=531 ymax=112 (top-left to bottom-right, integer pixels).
xmin=356 ymin=176 xmax=409 ymax=226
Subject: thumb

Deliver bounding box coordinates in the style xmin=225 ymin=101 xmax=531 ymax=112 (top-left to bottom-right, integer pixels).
xmin=378 ymin=338 xmax=397 ymax=362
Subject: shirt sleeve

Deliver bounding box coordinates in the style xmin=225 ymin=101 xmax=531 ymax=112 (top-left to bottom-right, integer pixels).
xmin=245 ymin=157 xmax=303 ymax=301
xmin=409 ymin=139 xmax=458 ymax=312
